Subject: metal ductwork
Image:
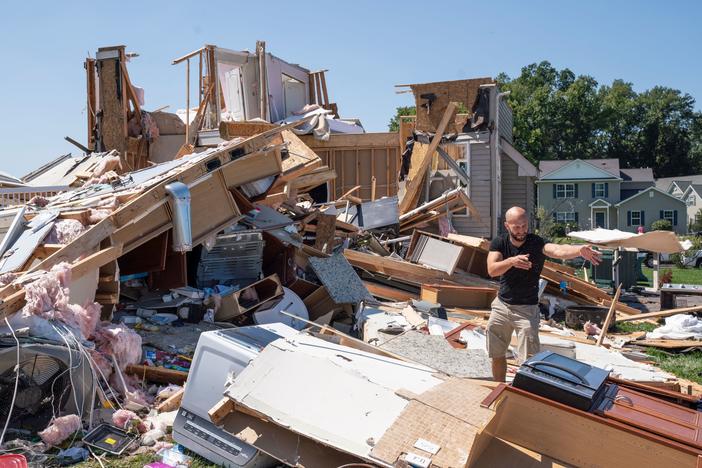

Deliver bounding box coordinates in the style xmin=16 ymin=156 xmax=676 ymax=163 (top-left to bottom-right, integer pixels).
xmin=165 ymin=182 xmax=192 ymax=252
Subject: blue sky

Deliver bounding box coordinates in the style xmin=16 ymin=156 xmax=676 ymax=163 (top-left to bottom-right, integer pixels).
xmin=1 ymin=0 xmax=700 ymax=177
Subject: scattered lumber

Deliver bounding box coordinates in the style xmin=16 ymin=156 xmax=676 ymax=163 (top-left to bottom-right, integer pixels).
xmin=616 ymin=304 xmax=702 ymax=322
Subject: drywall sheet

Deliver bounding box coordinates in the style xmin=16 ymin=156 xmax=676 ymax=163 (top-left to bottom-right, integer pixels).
xmin=223 ymin=334 xmax=442 ymax=461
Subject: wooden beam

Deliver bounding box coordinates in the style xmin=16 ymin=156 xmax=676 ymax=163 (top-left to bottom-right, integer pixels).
xmin=157 ymin=388 xmax=184 ymax=413
xmin=596 ymin=284 xmax=621 ymax=346
xmin=126 ymin=364 xmax=188 ymax=385
xmin=71 ymin=245 xmax=123 ymax=281
xmin=399 ymin=102 xmax=456 ymax=214
xmin=363 ymin=281 xmax=419 ymax=302
xmin=208 ymin=397 xmax=236 ymax=426
xmin=617 ymin=304 xmax=702 ymax=323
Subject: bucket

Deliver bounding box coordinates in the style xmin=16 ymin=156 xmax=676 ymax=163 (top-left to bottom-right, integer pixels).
xmin=565 ymin=305 xmax=613 ymax=330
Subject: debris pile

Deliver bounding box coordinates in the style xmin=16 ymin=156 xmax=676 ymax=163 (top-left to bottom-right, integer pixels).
xmin=1 ymin=41 xmax=701 ymax=468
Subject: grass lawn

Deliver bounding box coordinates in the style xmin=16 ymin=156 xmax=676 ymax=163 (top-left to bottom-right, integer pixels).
xmin=73 ymin=448 xmax=218 ymax=468
xmin=646 ymin=348 xmax=702 ymax=384
xmin=641 ymin=265 xmax=702 ymax=285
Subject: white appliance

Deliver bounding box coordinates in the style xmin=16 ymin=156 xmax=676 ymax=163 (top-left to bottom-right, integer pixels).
xmin=173 ymin=323 xmax=299 ymax=467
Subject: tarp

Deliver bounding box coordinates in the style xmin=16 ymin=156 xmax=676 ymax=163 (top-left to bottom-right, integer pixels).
xmin=567 ymin=228 xmax=691 ymax=254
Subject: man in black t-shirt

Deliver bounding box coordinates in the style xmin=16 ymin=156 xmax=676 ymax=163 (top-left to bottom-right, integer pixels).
xmin=486 ymin=206 xmax=601 ymax=382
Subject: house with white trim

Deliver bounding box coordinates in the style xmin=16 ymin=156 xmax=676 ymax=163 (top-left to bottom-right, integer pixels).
xmin=536 ymin=158 xmax=687 ymax=234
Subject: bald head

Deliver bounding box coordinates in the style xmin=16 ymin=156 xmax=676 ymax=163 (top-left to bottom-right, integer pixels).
xmin=504 ymin=206 xmax=529 ymax=242
xmin=505 ymin=206 xmax=527 ymax=223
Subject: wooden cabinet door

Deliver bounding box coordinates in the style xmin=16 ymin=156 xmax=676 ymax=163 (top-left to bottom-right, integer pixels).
xmin=603 ymin=387 xmax=702 ymax=449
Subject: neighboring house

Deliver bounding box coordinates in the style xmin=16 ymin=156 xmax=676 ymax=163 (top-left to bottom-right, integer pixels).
xmin=614 ymin=187 xmax=687 ymax=235
xmin=655 ymin=175 xmax=702 ymax=198
xmin=681 ymin=184 xmax=702 ymax=227
xmin=536 ymin=158 xmax=686 ymax=234
xmin=404 ymin=78 xmax=538 ymax=239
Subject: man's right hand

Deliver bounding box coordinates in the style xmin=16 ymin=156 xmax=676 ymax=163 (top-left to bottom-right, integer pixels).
xmin=511 ymin=254 xmax=532 ymax=270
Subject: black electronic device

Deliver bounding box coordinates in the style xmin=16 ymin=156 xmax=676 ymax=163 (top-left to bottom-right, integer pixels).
xmin=513 ymin=350 xmax=611 ymax=411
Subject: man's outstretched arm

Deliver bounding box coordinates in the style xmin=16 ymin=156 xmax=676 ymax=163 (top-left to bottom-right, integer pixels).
xmin=543 ymin=243 xmax=602 ymax=265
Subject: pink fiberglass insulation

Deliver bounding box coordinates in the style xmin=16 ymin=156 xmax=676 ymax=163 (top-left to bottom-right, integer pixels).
xmin=45 ymin=219 xmax=85 ymax=245
xmin=94 ymin=324 xmax=142 ymax=370
xmin=112 ymin=409 xmax=148 ymax=433
xmin=109 ymin=372 xmax=152 ymax=407
xmin=89 ymin=349 xmax=113 ymax=380
xmin=0 ymin=272 xmax=16 ymax=286
xmin=583 ymin=320 xmax=602 ymax=336
xmin=22 ymin=262 xmax=101 ymax=339
xmin=87 ymin=208 xmax=112 ymax=224
xmin=28 ymin=195 xmax=50 ymax=207
xmin=38 ymin=414 xmax=81 ymax=445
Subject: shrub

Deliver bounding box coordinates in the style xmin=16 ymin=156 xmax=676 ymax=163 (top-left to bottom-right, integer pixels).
xmin=549 ymin=223 xmax=566 ymax=238
xmin=651 ymin=219 xmax=673 ymax=231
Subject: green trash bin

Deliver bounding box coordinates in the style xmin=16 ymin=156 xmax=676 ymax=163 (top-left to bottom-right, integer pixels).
xmin=589 ymin=250 xmax=640 ymax=290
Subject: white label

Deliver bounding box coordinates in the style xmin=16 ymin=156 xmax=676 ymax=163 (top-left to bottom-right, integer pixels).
xmin=405 ymin=452 xmax=431 ymax=468
xmin=414 ymin=438 xmax=440 ymax=455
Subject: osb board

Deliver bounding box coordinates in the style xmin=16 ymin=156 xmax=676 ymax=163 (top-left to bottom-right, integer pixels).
xmin=219 ymin=120 xmax=277 ymax=139
xmin=370 ymin=400 xmax=478 ymax=467
xmin=397 ymin=377 xmax=494 ymax=427
xmin=410 ymin=78 xmax=494 ymax=132
xmin=98 ymin=56 xmax=127 ymax=156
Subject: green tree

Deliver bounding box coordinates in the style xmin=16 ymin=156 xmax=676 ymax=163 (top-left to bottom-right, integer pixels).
xmin=497 ymin=61 xmax=702 ymax=178
xmin=388 ymin=106 xmax=416 ymax=132
xmin=651 ymin=219 xmax=673 ymax=231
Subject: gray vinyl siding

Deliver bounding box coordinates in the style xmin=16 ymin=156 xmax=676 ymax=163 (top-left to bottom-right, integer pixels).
xmin=498 ymin=99 xmax=513 ymax=143
xmin=537 ymin=180 xmax=621 ymax=229
xmin=617 ymin=191 xmax=687 ymax=234
xmin=501 ymin=154 xmax=533 ymax=223
xmin=452 ymin=142 xmax=491 ymax=237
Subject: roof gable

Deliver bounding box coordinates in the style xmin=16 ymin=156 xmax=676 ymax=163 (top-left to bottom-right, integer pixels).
xmin=615 ymin=186 xmax=686 ymax=207
xmin=539 ymin=159 xmax=621 ymax=181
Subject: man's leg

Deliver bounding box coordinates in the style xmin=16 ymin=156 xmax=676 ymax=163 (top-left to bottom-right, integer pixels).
xmin=513 ymin=304 xmax=541 ymax=363
xmin=491 ymin=356 xmax=507 ymax=383
xmin=486 ymin=298 xmax=514 ymax=382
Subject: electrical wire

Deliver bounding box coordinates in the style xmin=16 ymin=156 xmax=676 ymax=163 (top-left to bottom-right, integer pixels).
xmin=0 ymin=318 xmax=21 ymax=447
xmin=50 ymin=323 xmax=81 ymax=420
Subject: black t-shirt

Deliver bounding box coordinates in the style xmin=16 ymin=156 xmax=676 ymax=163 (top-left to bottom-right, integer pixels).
xmin=489 ymin=233 xmax=546 ymax=305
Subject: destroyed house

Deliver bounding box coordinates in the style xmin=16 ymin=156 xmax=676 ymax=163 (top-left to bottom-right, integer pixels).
xmin=397 ymin=78 xmax=538 ymax=239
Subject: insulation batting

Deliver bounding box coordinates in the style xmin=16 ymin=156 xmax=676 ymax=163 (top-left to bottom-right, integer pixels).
xmin=95 ymin=324 xmax=142 ymax=370
xmin=0 ymin=272 xmax=16 ymax=286
xmin=112 ymin=409 xmax=148 ymax=433
xmin=22 ymin=262 xmax=100 ymax=339
xmin=45 ymin=219 xmax=85 ymax=245
xmin=88 ymin=349 xmax=113 ymax=380
xmin=87 ymin=208 xmax=112 ymax=224
xmin=38 ymin=414 xmax=81 ymax=445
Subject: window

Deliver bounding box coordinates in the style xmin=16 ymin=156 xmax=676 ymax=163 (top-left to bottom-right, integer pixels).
xmin=556 ymin=212 xmax=576 ymax=223
xmin=663 ymin=210 xmax=674 ymax=224
xmin=594 ymin=183 xmax=606 ymax=198
xmin=556 ymin=183 xmax=576 ymax=199
xmin=631 ymin=211 xmax=642 ymax=226
xmin=687 ymin=194 xmax=696 ymax=206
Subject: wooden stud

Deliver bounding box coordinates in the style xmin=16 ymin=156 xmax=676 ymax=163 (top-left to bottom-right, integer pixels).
xmin=208 ymin=397 xmax=236 ymax=426
xmin=399 ymin=102 xmax=457 ymax=213
xmin=596 ymin=283 xmax=622 ymax=347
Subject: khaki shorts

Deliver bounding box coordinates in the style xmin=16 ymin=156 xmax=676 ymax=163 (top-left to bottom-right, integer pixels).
xmin=486 ymin=297 xmax=540 ymax=363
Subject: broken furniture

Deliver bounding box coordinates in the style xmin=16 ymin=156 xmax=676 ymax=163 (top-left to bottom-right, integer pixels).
xmin=215 ymin=274 xmax=284 ymax=321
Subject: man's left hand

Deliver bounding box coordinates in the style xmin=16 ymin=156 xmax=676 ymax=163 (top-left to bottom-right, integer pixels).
xmin=580 ymin=245 xmax=602 ymax=265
